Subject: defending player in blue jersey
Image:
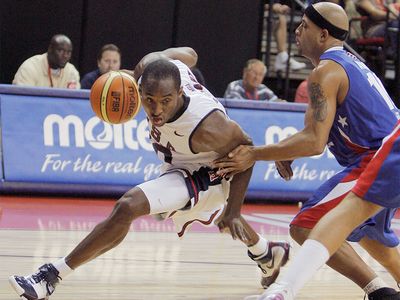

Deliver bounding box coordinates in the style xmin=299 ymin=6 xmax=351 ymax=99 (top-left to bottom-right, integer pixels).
xmin=214 ymin=2 xmax=400 ymax=299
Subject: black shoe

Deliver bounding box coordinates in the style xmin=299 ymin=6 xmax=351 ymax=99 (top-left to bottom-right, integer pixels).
xmin=368 ymin=287 xmax=400 ymax=300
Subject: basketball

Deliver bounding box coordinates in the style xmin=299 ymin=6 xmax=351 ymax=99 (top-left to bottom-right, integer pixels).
xmin=90 ymin=71 xmax=141 ymax=124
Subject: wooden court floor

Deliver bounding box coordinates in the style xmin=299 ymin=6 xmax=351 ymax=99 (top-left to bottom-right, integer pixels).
xmin=0 ymin=196 xmax=399 ymax=300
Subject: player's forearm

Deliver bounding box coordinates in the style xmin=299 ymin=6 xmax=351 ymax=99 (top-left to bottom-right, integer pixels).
xmin=162 ymin=47 xmax=198 ymax=68
xmin=133 ymin=47 xmax=198 ymax=81
xmin=253 ymin=130 xmax=325 ymax=162
xmin=224 ymin=166 xmax=253 ymax=217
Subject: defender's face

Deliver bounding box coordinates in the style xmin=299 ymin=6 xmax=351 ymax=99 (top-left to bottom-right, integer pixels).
xmin=295 ymin=16 xmax=320 ymax=58
xmin=140 ymin=77 xmax=183 ymax=127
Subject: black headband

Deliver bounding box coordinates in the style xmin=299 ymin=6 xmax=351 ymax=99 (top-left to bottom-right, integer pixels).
xmin=304 ymin=5 xmax=348 ymax=41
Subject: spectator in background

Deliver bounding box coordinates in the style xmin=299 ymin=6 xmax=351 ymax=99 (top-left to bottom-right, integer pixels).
xmin=266 ymin=2 xmax=306 ymax=72
xmin=80 ymin=44 xmax=121 ymax=89
xmin=354 ymin=0 xmax=400 ymax=57
xmin=294 ymin=79 xmax=310 ymax=103
xmin=344 ymin=0 xmax=363 ymax=40
xmin=13 ymin=34 xmax=80 ymax=89
xmin=224 ymin=59 xmax=278 ymax=101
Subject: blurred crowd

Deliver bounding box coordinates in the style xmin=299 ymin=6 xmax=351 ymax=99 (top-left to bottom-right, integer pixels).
xmin=11 ymin=0 xmax=399 ymax=104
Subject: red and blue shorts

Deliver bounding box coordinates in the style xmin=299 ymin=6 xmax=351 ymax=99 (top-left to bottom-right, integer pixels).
xmin=291 ymin=121 xmax=400 ymax=247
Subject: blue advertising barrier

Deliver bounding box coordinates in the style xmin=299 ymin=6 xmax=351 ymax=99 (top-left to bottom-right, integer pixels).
xmin=0 ymin=85 xmax=343 ymax=201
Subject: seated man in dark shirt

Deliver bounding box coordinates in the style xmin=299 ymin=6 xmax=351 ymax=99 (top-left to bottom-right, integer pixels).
xmin=80 ymin=44 xmax=121 ymax=89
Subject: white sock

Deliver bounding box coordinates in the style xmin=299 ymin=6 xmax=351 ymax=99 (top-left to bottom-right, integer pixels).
xmin=277 ymin=239 xmax=330 ymax=296
xmin=363 ymin=277 xmax=388 ymax=294
xmin=52 ymin=258 xmax=74 ymax=279
xmin=248 ymin=234 xmax=268 ymax=256
xmin=277 ymin=51 xmax=289 ymax=61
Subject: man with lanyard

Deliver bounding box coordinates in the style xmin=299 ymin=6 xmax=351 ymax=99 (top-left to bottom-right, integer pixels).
xmin=13 ymin=34 xmax=80 ymax=89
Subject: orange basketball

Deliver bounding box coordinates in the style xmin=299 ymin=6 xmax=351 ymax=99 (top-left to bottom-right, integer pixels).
xmin=90 ymin=71 xmax=141 ymax=124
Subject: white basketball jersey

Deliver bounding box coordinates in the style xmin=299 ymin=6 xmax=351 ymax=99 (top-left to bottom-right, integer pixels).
xmin=148 ymin=60 xmax=226 ymax=173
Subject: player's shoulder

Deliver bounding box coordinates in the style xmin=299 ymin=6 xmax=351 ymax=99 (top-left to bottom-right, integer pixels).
xmin=310 ymin=60 xmax=345 ymax=83
xmin=192 ymin=108 xmax=227 ymax=134
xmin=191 ymin=109 xmax=238 ymax=152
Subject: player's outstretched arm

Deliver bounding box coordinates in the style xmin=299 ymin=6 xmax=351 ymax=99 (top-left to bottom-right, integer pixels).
xmin=191 ymin=110 xmax=254 ymax=241
xmin=133 ymin=47 xmax=198 ymax=80
xmin=161 ymin=47 xmax=198 ymax=68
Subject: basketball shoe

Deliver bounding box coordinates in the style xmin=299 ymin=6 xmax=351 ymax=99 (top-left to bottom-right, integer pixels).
xmin=248 ymin=241 xmax=290 ymax=288
xmin=9 ymin=263 xmax=61 ymax=300
xmin=367 ymin=287 xmax=400 ymax=299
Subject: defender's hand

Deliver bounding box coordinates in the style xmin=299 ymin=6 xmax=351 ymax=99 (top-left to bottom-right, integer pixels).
xmin=214 ymin=145 xmax=255 ymax=178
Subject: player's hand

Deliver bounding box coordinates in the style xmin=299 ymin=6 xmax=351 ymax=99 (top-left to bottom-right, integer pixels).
xmin=214 ymin=145 xmax=255 ymax=178
xmin=215 ymin=212 xmax=251 ymax=243
xmin=275 ymin=160 xmax=293 ymax=181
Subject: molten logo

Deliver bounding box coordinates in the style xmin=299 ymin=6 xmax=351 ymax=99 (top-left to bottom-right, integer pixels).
xmin=265 ymin=125 xmax=298 ymax=145
xmin=43 ymin=114 xmax=153 ymax=151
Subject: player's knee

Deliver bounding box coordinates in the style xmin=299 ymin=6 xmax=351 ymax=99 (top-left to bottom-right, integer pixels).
xmin=289 ymin=225 xmax=309 ymax=245
xmin=113 ymin=187 xmax=149 ymax=221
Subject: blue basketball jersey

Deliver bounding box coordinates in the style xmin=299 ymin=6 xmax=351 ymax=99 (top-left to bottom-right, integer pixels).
xmin=320 ymin=49 xmax=400 ymax=166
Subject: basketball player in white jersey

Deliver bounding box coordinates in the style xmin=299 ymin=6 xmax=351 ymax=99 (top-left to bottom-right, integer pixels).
xmin=9 ymin=47 xmax=290 ymax=300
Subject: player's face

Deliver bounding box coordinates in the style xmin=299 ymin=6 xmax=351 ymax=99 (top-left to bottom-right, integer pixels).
xmin=98 ymin=50 xmax=121 ymax=74
xmin=48 ymin=41 xmax=72 ymax=69
xmin=140 ymin=77 xmax=183 ymax=127
xmin=295 ymin=16 xmax=320 ymax=59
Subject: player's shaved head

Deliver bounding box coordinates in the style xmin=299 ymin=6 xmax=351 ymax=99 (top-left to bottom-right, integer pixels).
xmin=313 ymin=2 xmax=349 ymax=32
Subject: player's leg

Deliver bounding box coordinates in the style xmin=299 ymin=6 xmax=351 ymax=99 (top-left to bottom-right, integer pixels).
xmin=8 ymin=187 xmax=152 ymax=300
xmin=9 ymin=172 xmax=191 ymax=300
xmin=66 ymin=187 xmax=151 ymax=268
xmin=258 ymin=124 xmax=400 ymax=299
xmin=296 ymin=195 xmax=380 ymax=253
xmin=254 ymin=193 xmax=383 ymax=300
xmin=290 ymin=224 xmax=398 ymax=299
xmin=291 ymin=225 xmax=377 ymax=287
xmin=353 ymin=123 xmax=400 ymax=283
xmin=285 ymin=161 xmax=397 ymax=298
xmin=359 ymin=236 xmax=400 ymax=283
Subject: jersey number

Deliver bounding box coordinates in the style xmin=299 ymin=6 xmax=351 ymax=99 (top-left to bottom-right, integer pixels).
xmin=367 ymin=72 xmax=396 ymax=111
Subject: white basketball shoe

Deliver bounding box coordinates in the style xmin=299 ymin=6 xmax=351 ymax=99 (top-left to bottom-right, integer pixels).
xmin=248 ymin=241 xmax=290 ymax=288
